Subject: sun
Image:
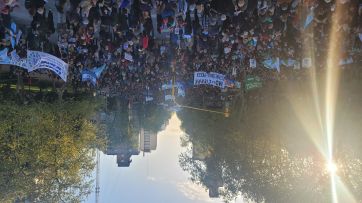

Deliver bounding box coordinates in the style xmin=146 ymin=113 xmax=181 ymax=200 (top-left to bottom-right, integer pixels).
xmin=326 ymin=161 xmax=338 ymax=174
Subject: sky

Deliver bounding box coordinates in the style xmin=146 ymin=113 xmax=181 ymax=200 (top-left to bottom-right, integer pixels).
xmin=85 ymin=113 xmax=246 ymax=203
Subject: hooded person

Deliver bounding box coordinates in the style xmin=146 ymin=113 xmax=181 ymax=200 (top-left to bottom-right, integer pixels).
xmin=47 ymin=9 xmax=55 ymax=34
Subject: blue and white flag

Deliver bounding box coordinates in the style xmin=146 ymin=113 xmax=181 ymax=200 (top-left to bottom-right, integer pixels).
xmin=304 ymin=10 xmax=314 ymax=29
xmin=0 ymin=48 xmax=10 ymax=64
xmin=91 ymin=64 xmax=106 ymax=78
xmin=10 ymin=22 xmax=22 ymax=48
xmin=263 ymin=58 xmax=280 ymax=72
xmin=281 ymin=58 xmax=297 ymax=67
xmin=82 ymin=70 xmax=97 ymax=86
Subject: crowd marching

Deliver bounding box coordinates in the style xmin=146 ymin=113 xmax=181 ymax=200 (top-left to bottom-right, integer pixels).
xmin=0 ymin=0 xmax=361 ymax=103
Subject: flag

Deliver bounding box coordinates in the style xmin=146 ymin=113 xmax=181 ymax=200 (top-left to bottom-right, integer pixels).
xmin=304 ymin=10 xmax=314 ymax=29
xmin=0 ymin=48 xmax=10 ymax=63
xmin=10 ymin=22 xmax=22 ymax=48
xmin=91 ymin=64 xmax=106 ymax=78
xmin=82 ymin=70 xmax=97 ymax=86
xmin=281 ymin=58 xmax=297 ymax=67
xmin=263 ymin=58 xmax=280 ymax=72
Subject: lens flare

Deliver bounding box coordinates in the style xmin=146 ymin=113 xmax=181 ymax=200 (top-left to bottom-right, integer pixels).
xmin=287 ymin=2 xmax=357 ymax=203
xmin=326 ymin=161 xmax=337 ymax=174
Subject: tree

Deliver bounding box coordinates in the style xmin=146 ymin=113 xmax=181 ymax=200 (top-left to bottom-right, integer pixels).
xmin=178 ymin=79 xmax=362 ymax=203
xmin=0 ymin=99 xmax=104 ymax=203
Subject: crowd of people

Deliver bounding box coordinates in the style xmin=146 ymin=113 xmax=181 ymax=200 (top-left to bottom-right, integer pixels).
xmin=0 ymin=0 xmax=361 ymax=102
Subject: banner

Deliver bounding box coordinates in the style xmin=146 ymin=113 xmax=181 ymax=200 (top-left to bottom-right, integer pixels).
xmin=245 ymin=76 xmax=262 ymax=91
xmin=193 ymin=72 xmax=225 ymax=88
xmin=0 ymin=49 xmax=38 ymax=71
xmin=0 ymin=48 xmax=69 ymax=81
xmin=29 ymin=51 xmax=68 ymax=81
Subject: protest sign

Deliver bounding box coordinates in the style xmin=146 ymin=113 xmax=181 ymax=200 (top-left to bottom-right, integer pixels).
xmin=194 ymin=72 xmax=225 ymax=88
xmin=250 ymin=59 xmax=257 ymax=68
xmin=302 ymin=58 xmax=312 ymax=68
xmin=232 ymin=67 xmax=237 ymax=76
xmin=245 ymin=76 xmax=262 ymax=91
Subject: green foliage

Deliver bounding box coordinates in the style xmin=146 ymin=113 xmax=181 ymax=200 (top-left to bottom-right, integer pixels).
xmin=0 ymin=100 xmax=103 ymax=203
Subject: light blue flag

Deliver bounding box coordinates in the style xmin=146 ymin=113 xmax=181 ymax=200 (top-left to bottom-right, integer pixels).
xmin=10 ymin=22 xmax=22 ymax=48
xmin=0 ymin=48 xmax=10 ymax=64
xmin=263 ymin=58 xmax=280 ymax=72
xmin=91 ymin=64 xmax=107 ymax=79
xmin=304 ymin=11 xmax=314 ymax=29
xmin=281 ymin=58 xmax=297 ymax=67
xmin=82 ymin=70 xmax=97 ymax=86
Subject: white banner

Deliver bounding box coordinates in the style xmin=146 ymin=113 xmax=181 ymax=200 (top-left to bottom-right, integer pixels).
xmin=29 ymin=51 xmax=68 ymax=81
xmin=193 ymin=72 xmax=225 ymax=88
xmin=0 ymin=48 xmax=69 ymax=81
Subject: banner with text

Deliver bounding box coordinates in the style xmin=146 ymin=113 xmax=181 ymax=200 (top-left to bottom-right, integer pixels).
xmin=193 ymin=72 xmax=225 ymax=88
xmin=0 ymin=48 xmax=68 ymax=81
